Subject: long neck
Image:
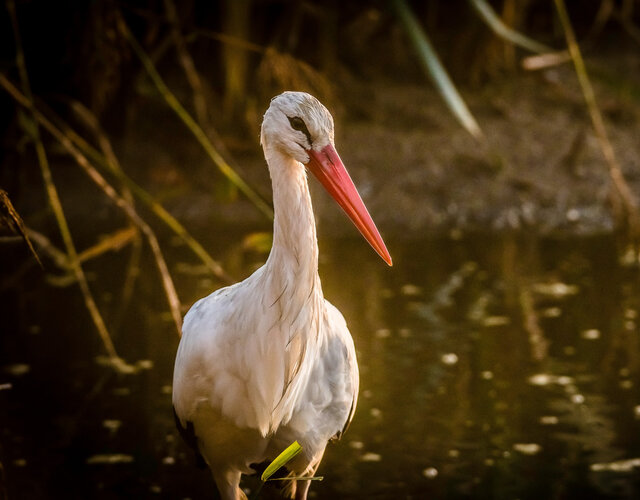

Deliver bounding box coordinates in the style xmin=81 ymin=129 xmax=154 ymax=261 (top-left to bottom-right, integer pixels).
xmin=248 ymin=149 xmax=324 ymax=433
xmin=263 ymin=149 xmax=321 ymax=304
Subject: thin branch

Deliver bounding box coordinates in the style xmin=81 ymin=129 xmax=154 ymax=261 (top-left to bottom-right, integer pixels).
xmin=586 ymin=0 xmax=614 ymax=40
xmin=27 ymin=227 xmax=137 ymax=268
xmin=554 ymin=0 xmax=640 ymax=240
xmin=164 ymin=0 xmax=240 ymax=176
xmin=0 ymin=74 xmax=183 ymax=335
xmin=25 ymin=228 xmax=69 ymax=269
xmin=77 ymin=227 xmax=137 ymax=263
xmin=118 ymin=18 xmax=274 ymax=219
xmin=7 ymin=0 xmax=118 ymax=359
xmin=0 ymin=188 xmax=42 ymax=266
xmin=121 ymin=2 xmax=267 ymax=54
xmin=66 ymin=99 xmax=145 ymax=335
xmin=164 ymin=0 xmax=209 ymax=132
xmin=11 ymin=86 xmax=233 ymax=283
xmin=521 ymin=50 xmax=571 ymax=71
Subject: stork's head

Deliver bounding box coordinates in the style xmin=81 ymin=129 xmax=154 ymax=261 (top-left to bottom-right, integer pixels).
xmin=261 ymin=91 xmax=334 ymax=164
xmin=261 ymin=91 xmax=392 ymax=266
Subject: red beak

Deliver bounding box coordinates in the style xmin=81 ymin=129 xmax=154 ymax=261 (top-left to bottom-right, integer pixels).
xmin=306 ymin=144 xmax=392 ymax=266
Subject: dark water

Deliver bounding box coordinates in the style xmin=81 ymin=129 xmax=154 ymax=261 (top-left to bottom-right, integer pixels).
xmin=2 ymin=232 xmax=640 ymax=499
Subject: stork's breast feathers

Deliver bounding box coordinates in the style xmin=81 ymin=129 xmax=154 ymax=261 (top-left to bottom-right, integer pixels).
xmin=174 ymin=289 xmax=358 ymax=447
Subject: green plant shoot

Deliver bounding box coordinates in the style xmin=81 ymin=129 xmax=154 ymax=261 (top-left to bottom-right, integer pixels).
xmin=261 ymin=441 xmax=302 ymax=482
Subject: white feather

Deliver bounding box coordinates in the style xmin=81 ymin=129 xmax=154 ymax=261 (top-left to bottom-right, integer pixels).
xmin=172 ymin=92 xmax=359 ymax=500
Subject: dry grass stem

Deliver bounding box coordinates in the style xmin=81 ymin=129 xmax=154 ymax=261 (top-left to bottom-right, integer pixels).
xmin=554 ymin=0 xmax=640 ymax=241
xmin=521 ymin=51 xmax=571 ymax=71
xmin=77 ymin=227 xmax=138 ymax=263
xmin=0 ymin=74 xmax=183 ymax=335
xmin=7 ymin=0 xmax=119 ymax=359
xmin=164 ymin=0 xmax=239 ymax=173
xmin=164 ymin=0 xmax=209 ymax=132
xmin=118 ymin=18 xmax=273 ymax=219
xmin=586 ymin=0 xmax=614 ymax=40
xmin=68 ymin=99 xmax=136 ymax=203
xmin=67 ymin=99 xmax=144 ymax=333
xmin=25 ymin=228 xmax=69 ymax=269
xmin=3 ymin=80 xmax=232 ymax=283
xmin=27 ymin=227 xmax=137 ymax=269
xmin=54 ymin=131 xmax=184 ymax=332
xmin=0 ymin=188 xmax=42 ymax=266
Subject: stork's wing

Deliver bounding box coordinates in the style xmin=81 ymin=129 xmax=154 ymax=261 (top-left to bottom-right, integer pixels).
xmin=323 ymin=301 xmax=360 ymax=441
xmin=331 ymin=392 xmax=356 ymax=442
xmin=172 ymin=405 xmax=207 ymax=468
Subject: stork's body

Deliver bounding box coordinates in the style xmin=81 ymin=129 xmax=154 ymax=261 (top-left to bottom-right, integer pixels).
xmin=173 ymin=92 xmax=391 ymax=500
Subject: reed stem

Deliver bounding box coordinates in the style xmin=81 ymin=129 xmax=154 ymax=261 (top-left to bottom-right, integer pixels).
xmin=7 ymin=0 xmax=119 ymax=359
xmin=554 ymin=0 xmax=640 ymax=241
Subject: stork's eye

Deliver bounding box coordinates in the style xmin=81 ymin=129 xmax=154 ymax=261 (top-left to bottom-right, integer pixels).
xmin=287 ymin=116 xmax=312 ymax=145
xmin=288 ymin=116 xmax=306 ymax=131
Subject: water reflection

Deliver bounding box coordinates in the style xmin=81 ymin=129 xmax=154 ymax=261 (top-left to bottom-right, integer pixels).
xmin=1 ymin=233 xmax=640 ymax=499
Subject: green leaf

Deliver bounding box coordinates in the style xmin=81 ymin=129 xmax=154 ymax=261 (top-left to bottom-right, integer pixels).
xmin=468 ymin=0 xmax=552 ymax=54
xmin=261 ymin=441 xmax=302 ymax=482
xmin=390 ymin=0 xmax=483 ymax=139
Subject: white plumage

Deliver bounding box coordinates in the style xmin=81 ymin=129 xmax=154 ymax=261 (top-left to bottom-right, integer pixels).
xmin=172 ymin=92 xmax=391 ymax=500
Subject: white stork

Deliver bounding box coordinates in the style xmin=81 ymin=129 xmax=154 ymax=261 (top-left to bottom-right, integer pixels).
xmin=172 ymin=91 xmax=392 ymax=500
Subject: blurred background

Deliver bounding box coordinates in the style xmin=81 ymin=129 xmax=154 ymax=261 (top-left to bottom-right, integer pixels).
xmin=1 ymin=0 xmax=640 ymax=498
